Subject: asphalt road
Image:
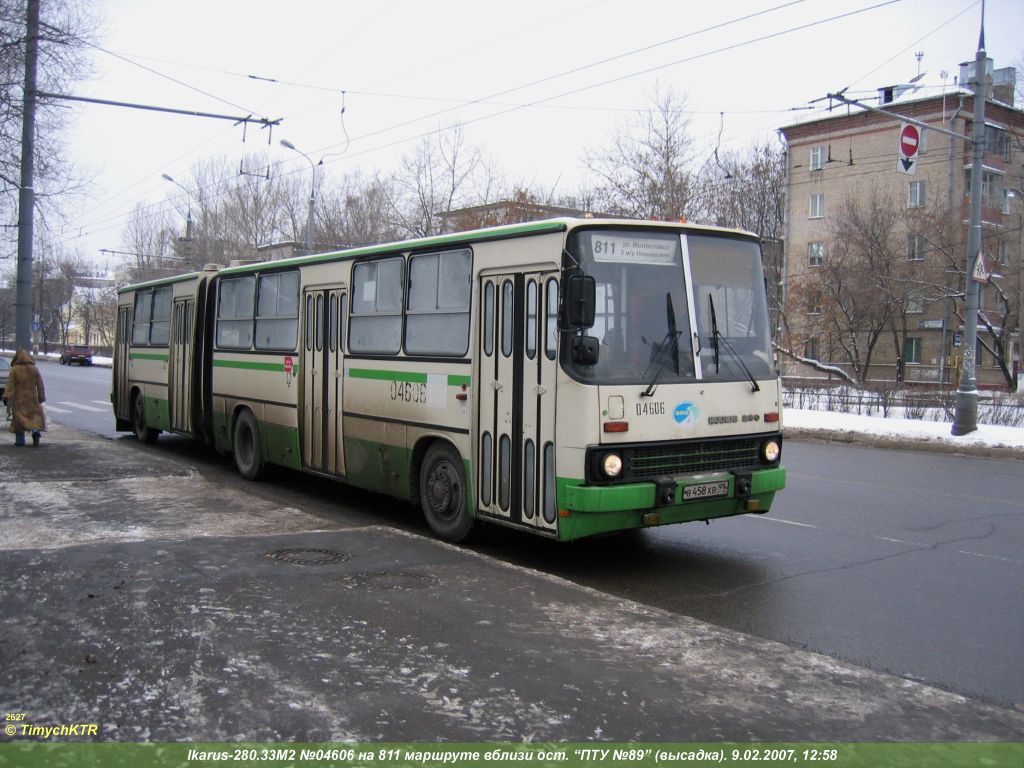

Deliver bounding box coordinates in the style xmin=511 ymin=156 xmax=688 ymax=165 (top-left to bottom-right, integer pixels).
xmin=37 ymin=359 xmax=1024 ymax=709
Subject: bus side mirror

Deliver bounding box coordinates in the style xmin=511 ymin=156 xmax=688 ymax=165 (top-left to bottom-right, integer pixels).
xmin=571 ymin=335 xmax=600 ymax=365
xmin=565 ymin=273 xmax=596 ymax=329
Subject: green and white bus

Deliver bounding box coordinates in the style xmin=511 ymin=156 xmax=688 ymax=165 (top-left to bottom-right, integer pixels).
xmin=114 ymin=218 xmax=785 ymax=542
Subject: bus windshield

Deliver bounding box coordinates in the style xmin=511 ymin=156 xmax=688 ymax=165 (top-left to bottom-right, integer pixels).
xmin=564 ymin=228 xmax=774 ymax=386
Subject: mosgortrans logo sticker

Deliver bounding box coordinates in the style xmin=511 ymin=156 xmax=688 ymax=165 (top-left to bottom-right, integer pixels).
xmin=673 ymin=401 xmax=700 ymax=424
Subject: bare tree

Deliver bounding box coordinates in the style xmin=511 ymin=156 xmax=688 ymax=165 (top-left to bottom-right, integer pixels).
xmin=702 ymin=140 xmax=786 ymax=239
xmin=584 ymin=84 xmax=698 ymax=221
xmin=121 ymin=200 xmax=176 ymax=279
xmin=1 ymin=0 xmax=98 ymax=240
xmin=782 ymin=188 xmax=909 ymax=385
xmin=387 ymin=124 xmax=485 ymax=238
xmin=907 ymin=202 xmax=1019 ymax=388
xmin=318 ymin=170 xmax=399 ymax=248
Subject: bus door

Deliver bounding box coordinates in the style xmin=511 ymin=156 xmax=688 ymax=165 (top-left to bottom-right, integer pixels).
xmin=114 ymin=306 xmax=131 ymax=421
xmin=169 ymin=298 xmax=193 ymax=434
xmin=302 ymin=286 xmax=347 ymax=475
xmin=478 ymin=272 xmax=558 ymax=532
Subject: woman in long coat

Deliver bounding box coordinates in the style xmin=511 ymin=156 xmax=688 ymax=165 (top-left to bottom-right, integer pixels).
xmin=4 ymin=349 xmax=46 ymax=446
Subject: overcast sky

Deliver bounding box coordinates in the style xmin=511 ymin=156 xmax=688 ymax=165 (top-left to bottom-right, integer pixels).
xmin=53 ymin=0 xmax=1023 ymax=269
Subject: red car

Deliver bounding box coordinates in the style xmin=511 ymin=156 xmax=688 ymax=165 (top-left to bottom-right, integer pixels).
xmin=60 ymin=344 xmax=94 ymax=366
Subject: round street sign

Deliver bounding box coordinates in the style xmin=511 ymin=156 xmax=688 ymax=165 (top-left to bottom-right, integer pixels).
xmin=900 ymin=123 xmax=920 ymax=158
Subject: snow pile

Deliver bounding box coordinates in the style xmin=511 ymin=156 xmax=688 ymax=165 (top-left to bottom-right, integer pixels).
xmin=785 ymin=408 xmax=1024 ymax=454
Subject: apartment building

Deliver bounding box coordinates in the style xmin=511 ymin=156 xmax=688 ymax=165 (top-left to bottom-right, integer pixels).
xmin=779 ymin=61 xmax=1023 ymax=391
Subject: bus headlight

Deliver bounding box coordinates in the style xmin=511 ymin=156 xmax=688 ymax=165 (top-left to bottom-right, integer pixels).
xmin=602 ymin=453 xmax=623 ymax=478
xmin=761 ymin=439 xmax=781 ymax=463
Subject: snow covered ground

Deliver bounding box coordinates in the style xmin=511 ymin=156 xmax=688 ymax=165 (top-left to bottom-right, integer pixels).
xmin=785 ymin=408 xmax=1024 ymax=454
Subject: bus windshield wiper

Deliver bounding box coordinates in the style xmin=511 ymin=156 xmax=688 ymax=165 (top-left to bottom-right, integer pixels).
xmin=707 ymin=294 xmax=760 ymax=392
xmin=641 ymin=293 xmax=681 ymax=398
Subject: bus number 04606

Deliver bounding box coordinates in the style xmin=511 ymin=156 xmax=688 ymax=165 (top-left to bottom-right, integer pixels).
xmin=390 ymin=380 xmax=427 ymax=404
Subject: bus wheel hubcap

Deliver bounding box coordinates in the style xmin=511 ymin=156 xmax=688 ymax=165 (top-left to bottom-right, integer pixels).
xmin=429 ymin=466 xmax=453 ymax=513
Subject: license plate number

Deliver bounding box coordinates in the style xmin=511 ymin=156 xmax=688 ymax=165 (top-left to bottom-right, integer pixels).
xmin=683 ymin=480 xmax=729 ymax=501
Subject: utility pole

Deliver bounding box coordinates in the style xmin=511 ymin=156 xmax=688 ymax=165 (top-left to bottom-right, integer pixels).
xmin=951 ymin=25 xmax=989 ymax=435
xmin=821 ymin=7 xmax=990 ymax=433
xmin=15 ymin=0 xmax=39 ymax=352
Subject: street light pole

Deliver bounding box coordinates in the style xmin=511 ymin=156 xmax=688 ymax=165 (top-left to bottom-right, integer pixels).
xmin=161 ymin=173 xmax=193 ymax=250
xmin=280 ymin=139 xmax=317 ymax=255
xmin=951 ymin=30 xmax=989 ymax=435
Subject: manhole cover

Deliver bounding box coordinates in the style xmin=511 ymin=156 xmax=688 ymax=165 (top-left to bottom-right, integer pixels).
xmin=339 ymin=571 xmax=440 ymax=591
xmin=264 ymin=548 xmax=350 ymax=566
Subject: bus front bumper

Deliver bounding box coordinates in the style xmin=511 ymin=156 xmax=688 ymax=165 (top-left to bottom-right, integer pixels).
xmin=556 ymin=467 xmax=786 ymax=541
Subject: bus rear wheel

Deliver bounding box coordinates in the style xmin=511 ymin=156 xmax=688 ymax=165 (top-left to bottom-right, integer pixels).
xmin=132 ymin=393 xmax=159 ymax=444
xmin=233 ymin=410 xmax=263 ymax=481
xmin=419 ymin=443 xmax=473 ymax=542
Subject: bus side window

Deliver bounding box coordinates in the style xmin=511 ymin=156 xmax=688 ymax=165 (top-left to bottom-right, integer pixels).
xmin=350 ymin=257 xmax=403 ymax=354
xmin=483 ymin=282 xmax=495 ymax=357
xmin=256 ymin=271 xmax=299 ymax=351
xmin=132 ymin=290 xmax=153 ymax=345
xmin=544 ymin=279 xmax=558 ymax=361
xmin=216 ymin=276 xmax=256 ymax=349
xmin=405 ymin=249 xmax=471 ymax=356
xmin=526 ymin=280 xmax=538 ymax=359
xmin=149 ymin=286 xmax=172 ymax=346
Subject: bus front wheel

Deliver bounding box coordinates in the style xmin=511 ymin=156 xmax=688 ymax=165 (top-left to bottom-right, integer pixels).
xmin=132 ymin=394 xmax=159 ymax=444
xmin=233 ymin=410 xmax=263 ymax=481
xmin=419 ymin=443 xmax=473 ymax=542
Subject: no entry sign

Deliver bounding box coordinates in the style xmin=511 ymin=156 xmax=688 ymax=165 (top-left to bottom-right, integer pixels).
xmin=898 ymin=121 xmax=920 ymax=175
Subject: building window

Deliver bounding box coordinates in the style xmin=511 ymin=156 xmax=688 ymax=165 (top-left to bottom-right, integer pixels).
xmin=807 ymin=289 xmax=822 ymax=315
xmin=908 ymin=180 xmax=926 ymax=208
xmin=809 ymin=193 xmax=825 ymax=219
xmin=1003 ymin=189 xmax=1012 ymax=215
xmin=906 ymin=290 xmax=924 ymax=314
xmin=903 ymin=336 xmax=922 ymax=364
xmin=809 ymin=146 xmax=825 ymax=171
xmin=997 ymin=240 xmax=1009 ymax=266
xmin=803 ymin=336 xmax=820 ymax=360
xmin=965 ymin=169 xmax=1002 ymax=208
xmin=907 ymin=233 xmax=926 ymax=261
xmin=808 ymin=241 xmax=824 ymax=267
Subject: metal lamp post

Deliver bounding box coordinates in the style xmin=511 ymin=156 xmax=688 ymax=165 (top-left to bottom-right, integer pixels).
xmin=161 ymin=173 xmax=194 ymax=251
xmin=280 ymin=139 xmax=317 ymax=255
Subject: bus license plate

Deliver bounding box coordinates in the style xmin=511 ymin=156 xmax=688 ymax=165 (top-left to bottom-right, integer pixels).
xmin=683 ymin=480 xmax=729 ymax=501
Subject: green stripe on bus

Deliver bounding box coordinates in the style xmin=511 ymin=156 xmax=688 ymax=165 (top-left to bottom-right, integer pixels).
xmin=130 ymin=352 xmax=169 ymax=362
xmin=213 ymin=358 xmax=291 ymax=372
xmin=347 ymin=368 xmax=471 ymax=387
xmin=348 ymin=368 xmax=426 ymax=383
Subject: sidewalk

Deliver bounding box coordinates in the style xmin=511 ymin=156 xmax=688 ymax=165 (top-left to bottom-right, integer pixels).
xmin=1 ymin=423 xmax=1022 ymax=742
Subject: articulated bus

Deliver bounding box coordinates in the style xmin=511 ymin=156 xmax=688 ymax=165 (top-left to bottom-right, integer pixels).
xmin=113 ymin=218 xmax=785 ymax=542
